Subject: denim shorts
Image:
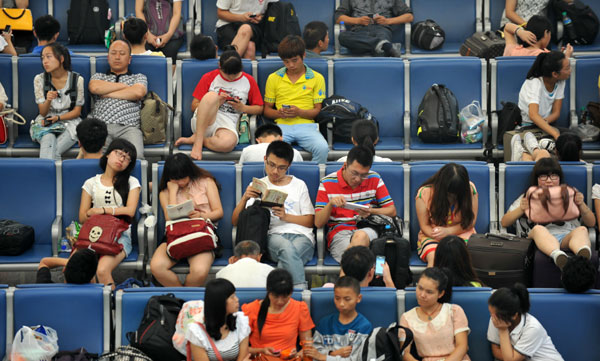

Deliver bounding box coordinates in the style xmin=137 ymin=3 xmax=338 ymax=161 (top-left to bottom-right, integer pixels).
xmin=117 ymin=229 xmax=133 ymax=258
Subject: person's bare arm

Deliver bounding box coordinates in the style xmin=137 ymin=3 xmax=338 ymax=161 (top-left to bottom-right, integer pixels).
xmin=263 ymin=101 xmax=281 ymax=120
xmin=337 ymin=14 xmax=371 ymax=26
xmin=15 ymin=0 xmax=28 ymax=8
xmin=43 ymin=105 xmax=83 ymax=125
xmin=528 ymin=103 xmax=560 ymax=139
xmin=504 ymin=23 xmax=536 ymax=46
xmin=1 ymin=31 xmax=17 ymax=56
xmin=89 ymin=79 xmax=128 ymax=96
xmin=491 ymin=343 xmax=504 ymax=360
xmin=38 ymin=257 xmax=68 ymax=270
xmin=217 ymin=8 xmax=252 ymax=23
xmin=200 ymin=179 xmax=224 ymax=221
xmin=272 ymin=207 xmax=314 ymax=228
xmin=545 ymin=99 xmax=563 ymax=125
xmin=444 ymin=331 xmax=469 ymax=361
xmin=227 ymin=99 xmax=263 ymax=115
xmin=501 ymin=197 xmax=526 ymax=228
xmin=103 ymin=84 xmax=147 ymax=101
xmin=505 ymin=0 xmax=525 ymax=25
xmin=374 ymin=13 xmax=414 ymax=26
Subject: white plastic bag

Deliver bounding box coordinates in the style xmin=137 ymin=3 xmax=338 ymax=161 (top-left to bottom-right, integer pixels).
xmin=10 ymin=325 xmax=59 ymax=361
xmin=460 ymin=101 xmax=486 ymax=143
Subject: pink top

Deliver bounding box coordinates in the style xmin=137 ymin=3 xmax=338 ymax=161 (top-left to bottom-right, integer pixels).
xmin=400 ymin=303 xmax=470 ymax=361
xmin=175 ymin=177 xmax=213 ymax=214
xmin=503 ymin=44 xmax=549 ymax=57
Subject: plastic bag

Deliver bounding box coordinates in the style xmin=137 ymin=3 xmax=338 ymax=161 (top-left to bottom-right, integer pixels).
xmin=459 ymin=101 xmax=486 ymax=143
xmin=570 ymin=123 xmax=600 ymax=142
xmin=11 ymin=325 xmax=59 ymax=361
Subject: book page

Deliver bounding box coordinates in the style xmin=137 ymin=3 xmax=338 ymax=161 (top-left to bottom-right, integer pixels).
xmin=166 ymin=199 xmax=195 ymax=220
xmin=251 ymin=177 xmax=268 ymax=195
xmin=262 ymin=189 xmax=288 ymax=207
xmin=342 ymin=202 xmax=369 ymax=211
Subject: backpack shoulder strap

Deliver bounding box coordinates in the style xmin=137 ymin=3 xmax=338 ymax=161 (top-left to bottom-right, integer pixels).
xmin=66 ymin=71 xmax=80 ymax=111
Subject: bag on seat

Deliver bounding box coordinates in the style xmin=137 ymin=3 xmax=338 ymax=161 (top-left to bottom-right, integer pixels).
xmin=417 ymin=84 xmax=460 ymax=143
xmin=99 ymin=346 xmax=152 ymax=361
xmin=141 ymin=91 xmax=173 ymax=145
xmin=67 ymin=0 xmax=110 ymax=44
xmin=0 ymin=219 xmax=34 ymax=256
xmin=369 ymin=233 xmax=412 ymax=289
xmin=357 ymin=323 xmax=413 ymax=361
xmin=411 ymin=20 xmax=445 ymax=50
xmin=261 ymin=1 xmax=301 ymax=56
xmin=460 ymin=31 xmax=505 ymax=59
xmin=315 ymin=95 xmax=379 ymax=144
xmin=235 ymin=201 xmax=271 ymax=261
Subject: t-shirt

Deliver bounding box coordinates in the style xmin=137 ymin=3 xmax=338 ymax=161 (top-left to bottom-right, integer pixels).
xmin=186 ymin=311 xmax=251 ymax=361
xmin=216 ymin=257 xmax=274 ymax=288
xmin=134 ymin=49 xmax=165 ymax=57
xmin=174 ymin=177 xmax=213 ymax=215
xmin=246 ymin=176 xmax=315 ymax=242
xmin=242 ymin=299 xmax=315 ymax=355
xmin=193 ymin=69 xmax=263 ymax=128
xmin=216 ymin=0 xmax=278 ymax=28
xmin=518 ymin=77 xmax=565 ymax=127
xmin=503 ymin=44 xmax=549 ymax=57
xmin=264 ymin=65 xmax=326 ymax=125
xmin=82 ymin=174 xmax=141 ymax=208
xmin=313 ymin=312 xmax=372 ymax=361
xmin=315 ymin=167 xmax=394 ymax=246
xmin=487 ymin=313 xmax=563 ymax=361
xmin=500 ymin=0 xmax=549 ymax=27
xmin=239 ymin=143 xmax=303 ymax=163
xmin=34 ymin=72 xmax=85 ymax=115
xmin=90 ymin=72 xmax=148 ymax=127
xmin=336 ymin=155 xmax=392 ymax=163
xmin=334 ymin=0 xmax=412 ymax=31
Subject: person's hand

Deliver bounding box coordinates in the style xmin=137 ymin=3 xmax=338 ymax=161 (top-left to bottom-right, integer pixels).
xmin=356 ymin=205 xmax=372 ymax=218
xmin=188 ymin=210 xmax=204 ymax=219
xmin=46 ymin=90 xmax=58 ymax=101
xmin=280 ymin=105 xmax=300 ymax=117
xmin=251 ymin=14 xmax=263 ymax=24
xmin=355 ymin=16 xmax=371 ymax=26
xmin=562 ymin=43 xmax=573 ymax=58
xmin=329 ymin=195 xmax=347 ymax=208
xmin=156 ymin=33 xmax=172 ymax=49
xmin=271 ymin=205 xmax=287 ymax=221
xmin=227 ymin=98 xmax=245 ymax=112
xmin=303 ymin=347 xmax=324 ymax=361
xmin=1 ymin=28 xmax=12 ymax=43
xmin=575 ymin=191 xmax=584 ymax=206
xmin=549 ymin=128 xmax=560 ymax=140
xmin=381 ymin=262 xmax=394 ymax=287
xmin=243 ymin=184 xmax=261 ymax=199
xmin=373 ymin=15 xmax=388 ymax=25
xmin=518 ymin=29 xmax=537 ymax=45
xmin=520 ymin=196 xmax=529 ymax=212
xmin=241 ymin=12 xmax=253 ymax=23
xmin=261 ymin=347 xmax=277 ymax=356
xmin=491 ymin=314 xmax=511 ymax=330
xmin=44 ymin=115 xmax=59 ymax=126
xmin=86 ymin=207 xmax=104 ymax=217
xmin=167 ymin=180 xmax=180 ymax=193
xmin=334 ymin=346 xmax=352 ymax=358
xmin=146 ymin=32 xmax=159 ymax=47
xmin=431 ymin=226 xmax=449 ymax=240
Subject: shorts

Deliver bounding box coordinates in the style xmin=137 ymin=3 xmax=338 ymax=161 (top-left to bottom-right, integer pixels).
xmin=329 ymin=227 xmax=378 ymax=263
xmin=117 ymin=229 xmax=133 ymax=258
xmin=191 ymin=111 xmax=239 ymax=142
xmin=216 ymin=22 xmax=263 ymax=49
xmin=417 ymin=236 xmax=468 ymax=262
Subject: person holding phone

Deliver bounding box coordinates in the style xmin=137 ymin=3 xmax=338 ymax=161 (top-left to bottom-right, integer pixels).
xmin=0 ymin=25 xmax=17 ymax=56
xmin=340 ymin=246 xmax=395 ymax=288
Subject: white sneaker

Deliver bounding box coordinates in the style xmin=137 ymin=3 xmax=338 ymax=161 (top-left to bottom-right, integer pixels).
xmin=551 ymin=249 xmax=569 ymax=270
xmin=577 ymin=246 xmax=592 ymax=260
xmin=523 ymin=132 xmax=540 ymax=155
xmin=510 ymin=134 xmax=525 ymax=161
xmin=539 ymin=138 xmax=556 ymax=152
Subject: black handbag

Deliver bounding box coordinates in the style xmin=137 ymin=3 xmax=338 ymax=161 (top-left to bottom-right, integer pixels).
xmin=0 ymin=219 xmax=34 ymax=256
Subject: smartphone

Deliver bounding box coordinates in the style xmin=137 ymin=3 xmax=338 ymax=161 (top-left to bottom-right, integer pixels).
xmin=375 ymin=255 xmax=385 ymax=276
xmin=367 ymin=13 xmax=374 ymax=18
xmin=3 ymin=25 xmax=10 ymax=33
xmin=249 ymin=14 xmax=257 ymax=18
xmin=272 ymin=350 xmax=281 ymax=357
xmin=282 ymin=104 xmax=291 ymax=109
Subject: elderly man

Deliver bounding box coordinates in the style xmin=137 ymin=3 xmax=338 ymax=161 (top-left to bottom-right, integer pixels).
xmin=215 ymin=240 xmax=274 ymax=288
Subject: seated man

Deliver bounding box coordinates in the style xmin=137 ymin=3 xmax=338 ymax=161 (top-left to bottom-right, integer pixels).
xmin=76 ymin=117 xmax=108 ymax=159
xmin=190 ymin=34 xmax=218 ymax=60
xmin=31 ymin=15 xmax=72 ymax=55
xmin=36 ymin=248 xmax=99 ymax=284
xmin=175 ymin=46 xmax=263 ymax=160
xmin=335 ymin=0 xmax=413 ymax=57
xmin=303 ymin=21 xmax=329 ymax=58
xmin=215 ymin=0 xmax=271 ymax=59
xmin=122 ymin=17 xmax=165 ymax=56
xmin=89 ymin=40 xmax=147 ymax=159
xmin=263 ymin=35 xmax=329 ymax=163
xmin=315 ymin=145 xmax=396 ymax=262
xmin=215 ymin=240 xmax=275 ymax=288
xmin=239 ymin=123 xmax=303 ymax=163
xmin=232 ymin=141 xmax=315 ymax=288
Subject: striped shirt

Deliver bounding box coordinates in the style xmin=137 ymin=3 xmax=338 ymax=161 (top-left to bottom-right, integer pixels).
xmin=316 ymin=168 xmax=394 ymax=246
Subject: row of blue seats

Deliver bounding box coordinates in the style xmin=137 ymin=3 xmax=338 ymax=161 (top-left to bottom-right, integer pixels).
xmin=3 ymin=158 xmax=599 ymax=274
xmin=1 ymin=285 xmax=599 ymax=361
xmin=2 ymin=55 xmax=599 ymax=160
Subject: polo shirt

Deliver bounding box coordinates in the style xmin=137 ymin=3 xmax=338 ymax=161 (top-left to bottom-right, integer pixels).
xmin=315 ymin=167 xmax=394 ymax=246
xmin=90 ymin=71 xmax=147 ymax=127
xmin=264 ymin=65 xmax=326 ymax=125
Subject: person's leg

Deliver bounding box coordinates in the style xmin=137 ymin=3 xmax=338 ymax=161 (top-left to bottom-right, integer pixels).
xmin=293 ymin=123 xmax=329 ymax=163
xmin=203 ymin=125 xmax=238 ymax=153
xmin=268 ymin=233 xmax=310 ymax=286
xmin=53 ymin=129 xmax=78 ymax=160
xmin=339 ymin=27 xmax=381 ymax=55
xmin=561 ymin=226 xmax=592 ymax=258
xmin=185 ymin=251 xmax=214 ymax=286
xmin=529 ymin=225 xmax=567 ymax=268
xmin=149 ymin=243 xmax=181 ymax=287
xmin=175 ymin=92 xmax=221 ymax=160
xmin=102 ymin=124 xmax=116 ymax=153
xmin=349 ymin=227 xmax=378 ymax=248
xmin=114 ymin=125 xmax=145 ymax=159
xmin=417 ymin=237 xmax=438 ymax=268
xmin=232 ymin=24 xmax=254 ymax=58
xmin=96 ymin=251 xmax=127 ymax=289
xmin=329 ymin=230 xmax=353 ymax=263
xmin=38 ymin=133 xmax=57 ymax=160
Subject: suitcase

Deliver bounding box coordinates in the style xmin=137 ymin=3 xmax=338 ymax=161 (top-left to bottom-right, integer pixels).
xmin=532 ymin=248 xmax=599 ymax=288
xmin=467 ymin=233 xmax=535 ymax=288
xmin=460 ymin=31 xmax=505 ymax=59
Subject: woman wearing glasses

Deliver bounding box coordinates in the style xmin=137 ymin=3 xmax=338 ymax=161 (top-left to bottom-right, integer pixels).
xmin=501 ymin=158 xmax=594 ymax=270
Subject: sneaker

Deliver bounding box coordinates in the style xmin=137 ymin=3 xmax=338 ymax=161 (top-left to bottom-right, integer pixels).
xmin=551 ymin=249 xmax=569 ymax=270
xmin=523 ymin=132 xmax=540 ymax=155
xmin=510 ymin=134 xmax=525 ymax=161
xmin=389 ymin=43 xmax=403 ymax=57
xmin=539 ymin=138 xmax=556 ymax=152
xmin=577 ymin=246 xmax=592 ymax=260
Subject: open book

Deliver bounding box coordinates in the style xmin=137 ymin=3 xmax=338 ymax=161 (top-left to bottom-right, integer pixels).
xmin=342 ymin=202 xmax=369 ymax=211
xmin=166 ymin=199 xmax=195 ymax=220
xmin=251 ymin=177 xmax=288 ymax=207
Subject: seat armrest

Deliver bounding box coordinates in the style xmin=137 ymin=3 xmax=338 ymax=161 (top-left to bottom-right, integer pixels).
xmin=316 ymin=228 xmax=325 ymax=266
xmin=137 ymin=215 xmax=147 ymax=263
xmin=174 ymin=111 xmax=182 ymax=140
xmin=403 ymin=111 xmax=411 ymax=148
xmin=52 ymin=216 xmax=62 ymax=257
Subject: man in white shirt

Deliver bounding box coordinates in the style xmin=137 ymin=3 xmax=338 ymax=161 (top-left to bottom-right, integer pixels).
xmin=216 ymin=240 xmax=274 ymax=288
xmin=239 ymin=123 xmax=303 ymax=163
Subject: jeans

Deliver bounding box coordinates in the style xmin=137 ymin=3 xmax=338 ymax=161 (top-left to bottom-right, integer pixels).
xmin=279 ymin=123 xmax=329 ymax=163
xmin=268 ymin=233 xmax=314 ymax=286
xmin=39 ymin=131 xmax=77 ymax=160
xmin=105 ymin=124 xmax=145 ymax=159
xmin=339 ymin=25 xmax=393 ymax=55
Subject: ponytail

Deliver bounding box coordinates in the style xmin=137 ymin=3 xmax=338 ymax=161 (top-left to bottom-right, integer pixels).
xmin=351 ymin=119 xmax=378 ymax=156
xmin=257 ymin=269 xmax=293 ymax=336
xmin=361 ymin=135 xmax=376 ymax=157
xmin=488 ymin=283 xmax=530 ymax=323
xmin=527 ymin=51 xmax=565 ymax=79
xmin=256 ymin=294 xmax=270 ymax=336
xmin=556 ymin=132 xmax=582 ymax=161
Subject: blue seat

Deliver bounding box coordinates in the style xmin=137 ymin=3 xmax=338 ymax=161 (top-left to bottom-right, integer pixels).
xmin=95 ymin=55 xmax=172 ymax=158
xmin=408 ymin=0 xmax=482 ymax=54
xmin=573 ymin=56 xmax=600 ymax=151
xmin=0 ymin=159 xmax=58 ymax=270
xmin=174 ymin=58 xmax=253 ymax=159
xmin=408 ymin=57 xmax=487 ymax=156
xmin=290 ymin=0 xmax=335 ymax=55
xmin=150 ymin=161 xmax=236 ymax=272
xmin=0 ymin=288 xmax=5 ymax=359
xmin=311 ymin=287 xmax=398 ymax=327
xmin=60 ymin=159 xmax=147 ymax=270
xmin=0 ymin=56 xmax=12 ymax=154
xmin=408 ymin=162 xmax=494 ymax=269
xmin=403 ymin=287 xmax=494 ymax=361
xmin=10 ymin=285 xmax=110 ymax=354
xmin=331 ymin=58 xmax=404 ymax=158
xmin=483 ymin=0 xmax=508 ymax=32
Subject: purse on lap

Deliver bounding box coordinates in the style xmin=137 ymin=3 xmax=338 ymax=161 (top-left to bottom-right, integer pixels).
xmin=525 ymin=185 xmax=580 ymax=224
xmin=165 ymin=218 xmax=217 ymax=260
xmin=75 ymin=214 xmax=129 ymax=255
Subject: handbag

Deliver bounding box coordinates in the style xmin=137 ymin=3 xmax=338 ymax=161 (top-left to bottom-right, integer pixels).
xmin=0 ymin=8 xmax=33 ymax=31
xmin=75 ymin=214 xmax=129 ymax=255
xmin=0 ymin=108 xmax=26 ymax=145
xmin=165 ymin=218 xmax=217 ymax=260
xmin=525 ymin=185 xmax=580 ymax=224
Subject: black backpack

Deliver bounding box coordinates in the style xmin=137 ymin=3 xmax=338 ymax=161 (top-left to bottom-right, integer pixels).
xmin=44 ymin=72 xmax=80 ymax=112
xmin=235 ymin=201 xmax=271 ymax=262
xmin=67 ymin=0 xmax=110 ymax=44
xmin=553 ymin=0 xmax=599 ymax=45
xmin=369 ymin=230 xmax=412 ymax=289
xmin=417 ymin=84 xmax=460 ymax=143
xmin=0 ymin=219 xmax=34 ymax=256
xmin=495 ymin=101 xmax=522 ymax=145
xmin=411 ymin=20 xmax=445 ymax=50
xmin=127 ymin=294 xmax=185 ymax=361
xmin=357 ymin=323 xmax=413 ymax=361
xmin=261 ymin=1 xmax=301 ymax=56
xmin=315 ymin=95 xmax=379 ymax=143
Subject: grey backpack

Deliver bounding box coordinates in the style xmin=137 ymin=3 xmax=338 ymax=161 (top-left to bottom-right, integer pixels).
xmin=140 ymin=91 xmax=173 ymax=145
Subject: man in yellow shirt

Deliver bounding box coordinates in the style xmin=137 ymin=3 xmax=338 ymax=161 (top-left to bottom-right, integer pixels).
xmin=263 ymin=35 xmax=329 ymax=163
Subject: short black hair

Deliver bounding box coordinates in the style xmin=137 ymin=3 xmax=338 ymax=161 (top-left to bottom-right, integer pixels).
xmin=303 ymin=21 xmax=328 ymax=50
xmin=556 ymin=132 xmax=582 ymax=161
xmin=266 ymin=140 xmax=294 ymax=165
xmin=255 ymin=123 xmax=283 ymax=140
xmin=335 ymin=275 xmax=361 ymax=295
xmin=34 ymin=15 xmax=61 ymax=42
xmin=64 ymin=248 xmax=98 ymax=284
xmin=77 ymin=117 xmax=108 ymax=154
xmin=341 ymin=246 xmax=375 ymax=282
xmin=191 ymin=34 xmax=217 ymax=60
xmin=562 ymin=256 xmax=597 ymax=293
xmin=520 ymin=15 xmax=552 ymax=48
xmin=123 ymin=17 xmax=148 ymax=45
xmin=220 ymin=45 xmax=243 ymax=75
xmin=278 ymin=35 xmax=305 ymax=60
xmin=420 ymin=267 xmax=453 ymax=304
xmin=347 ymin=145 xmax=374 ymax=168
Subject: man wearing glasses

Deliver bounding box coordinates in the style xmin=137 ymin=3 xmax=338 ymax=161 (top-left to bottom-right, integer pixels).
xmin=315 ymin=145 xmax=396 ymax=262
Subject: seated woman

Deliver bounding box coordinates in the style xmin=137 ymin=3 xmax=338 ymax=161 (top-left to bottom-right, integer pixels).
xmin=555 ymin=132 xmax=582 ymax=162
xmin=400 ymin=267 xmax=470 ymax=361
xmin=336 ymin=119 xmax=392 ymax=163
xmin=500 ymin=0 xmax=549 ymax=29
xmin=416 ymin=163 xmax=478 ymax=268
xmin=501 ymin=157 xmax=594 ymax=270
xmin=487 ymin=283 xmax=563 ymax=360
xmin=242 ymin=269 xmax=314 ymax=361
xmin=79 ymin=138 xmax=140 ymax=288
xmin=509 ymin=51 xmax=572 ymax=162
xmin=135 ymin=0 xmax=183 ymax=65
xmin=150 ymin=153 xmax=223 ymax=287
xmin=433 ymin=235 xmax=483 ymax=287
xmin=31 ymin=43 xmax=84 ymax=160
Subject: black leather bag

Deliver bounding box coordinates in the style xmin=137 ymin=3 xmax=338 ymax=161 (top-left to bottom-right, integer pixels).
xmin=0 ymin=219 xmax=34 ymax=256
xmin=460 ymin=31 xmax=505 ymax=59
xmin=411 ymin=19 xmax=445 ymax=50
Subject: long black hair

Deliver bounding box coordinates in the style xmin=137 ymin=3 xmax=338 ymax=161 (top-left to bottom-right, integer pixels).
xmin=526 ymin=51 xmax=566 ymax=79
xmin=257 ymin=269 xmax=293 ymax=336
xmin=158 ymin=153 xmax=220 ymax=192
xmin=43 ymin=42 xmax=72 ymax=71
xmin=433 ymin=235 xmax=482 ymax=287
xmin=99 ymin=138 xmax=137 ymax=205
xmin=556 ymin=132 xmax=582 ymax=161
xmin=351 ymin=119 xmax=378 ymax=156
xmin=420 ymin=163 xmax=475 ymax=229
xmin=528 ymin=157 xmax=563 ymax=189
xmin=419 ymin=267 xmax=453 ymax=304
xmin=488 ymin=283 xmax=530 ymax=324
xmin=204 ymin=278 xmax=237 ymax=340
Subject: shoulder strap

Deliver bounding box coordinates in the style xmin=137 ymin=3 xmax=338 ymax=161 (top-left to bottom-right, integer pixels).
xmin=43 ymin=72 xmax=56 ymax=94
xmin=65 ymin=71 xmax=80 ymax=111
xmin=192 ymin=322 xmax=225 ymax=361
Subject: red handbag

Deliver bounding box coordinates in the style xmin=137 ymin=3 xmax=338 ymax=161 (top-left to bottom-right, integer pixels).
xmin=166 ymin=218 xmax=217 ymax=260
xmin=75 ymin=214 xmax=129 ymax=255
xmin=526 ymin=185 xmax=580 ymax=224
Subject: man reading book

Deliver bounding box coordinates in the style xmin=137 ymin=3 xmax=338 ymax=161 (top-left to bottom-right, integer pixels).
xmin=232 ymin=141 xmax=315 ymax=288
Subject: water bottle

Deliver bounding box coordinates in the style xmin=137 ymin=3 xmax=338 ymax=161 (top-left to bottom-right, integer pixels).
xmin=59 ymin=237 xmax=72 ymax=253
xmin=340 ymin=21 xmax=346 ymax=32
xmin=238 ymin=113 xmax=250 ymax=144
xmin=561 ymin=11 xmax=577 ymax=43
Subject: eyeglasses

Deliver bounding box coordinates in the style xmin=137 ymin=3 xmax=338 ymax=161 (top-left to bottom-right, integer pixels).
xmin=538 ymin=173 xmax=559 ymax=181
xmin=265 ymin=160 xmax=289 ymax=172
xmin=112 ymin=149 xmax=131 ymax=163
xmin=347 ymin=168 xmax=370 ymax=180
